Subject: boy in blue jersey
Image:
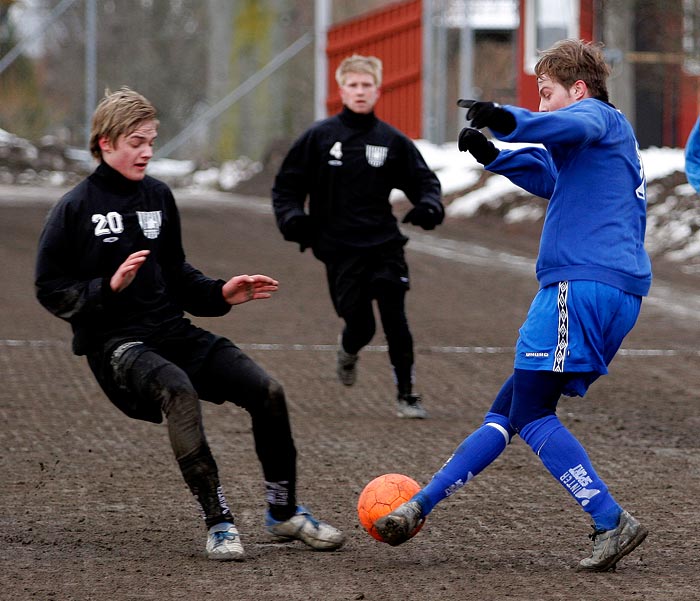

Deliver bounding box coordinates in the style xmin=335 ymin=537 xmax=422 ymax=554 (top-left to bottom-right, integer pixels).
xmin=685 ymin=115 xmax=700 ymax=192
xmin=374 ymin=39 xmax=650 ymax=572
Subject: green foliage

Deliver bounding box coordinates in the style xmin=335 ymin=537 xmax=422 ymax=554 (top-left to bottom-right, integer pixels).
xmin=0 ymin=23 xmax=48 ymax=140
xmin=215 ymin=0 xmax=276 ymax=162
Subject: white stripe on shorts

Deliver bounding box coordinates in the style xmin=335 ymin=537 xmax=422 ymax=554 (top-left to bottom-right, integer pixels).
xmin=553 ymin=281 xmax=569 ymax=372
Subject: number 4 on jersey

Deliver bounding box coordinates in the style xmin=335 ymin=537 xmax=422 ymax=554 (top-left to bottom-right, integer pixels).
xmin=330 ymin=141 xmax=343 ymax=160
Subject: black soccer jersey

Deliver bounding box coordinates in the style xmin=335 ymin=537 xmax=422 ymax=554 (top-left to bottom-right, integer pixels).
xmin=272 ymin=107 xmax=442 ymax=256
xmin=36 ymin=162 xmax=230 ymax=356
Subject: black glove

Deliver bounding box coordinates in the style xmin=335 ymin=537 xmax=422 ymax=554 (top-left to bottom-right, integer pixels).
xmin=402 ymin=203 xmax=444 ymax=231
xmin=457 ymin=99 xmax=516 ymax=135
xmin=458 ymin=127 xmax=500 ymax=165
xmin=280 ymin=214 xmax=314 ymax=251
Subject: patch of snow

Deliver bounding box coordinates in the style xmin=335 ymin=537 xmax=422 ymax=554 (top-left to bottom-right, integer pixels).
xmin=504 ymin=203 xmax=544 ymax=223
xmin=147 ymin=158 xmax=197 ymax=178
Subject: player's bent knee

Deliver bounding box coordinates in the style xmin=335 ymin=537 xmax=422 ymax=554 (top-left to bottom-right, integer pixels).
xmin=149 ymin=364 xmax=198 ymax=414
xmin=265 ymin=379 xmax=288 ymax=417
xmin=509 ymin=406 xmax=558 ymax=433
xmin=483 ymin=410 xmax=516 ymax=444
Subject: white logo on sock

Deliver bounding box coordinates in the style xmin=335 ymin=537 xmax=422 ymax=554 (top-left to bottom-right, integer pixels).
xmin=444 ymin=478 xmax=465 ymax=497
xmin=559 ymin=464 xmax=601 ymax=507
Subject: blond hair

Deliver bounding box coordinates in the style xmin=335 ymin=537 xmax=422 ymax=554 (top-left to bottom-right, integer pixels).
xmin=335 ymin=54 xmax=383 ymax=87
xmin=89 ymin=87 xmax=158 ymax=159
xmin=535 ymin=39 xmax=610 ymax=102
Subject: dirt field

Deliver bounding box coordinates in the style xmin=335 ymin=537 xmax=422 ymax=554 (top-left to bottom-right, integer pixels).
xmin=1 ymin=187 xmax=699 ymax=601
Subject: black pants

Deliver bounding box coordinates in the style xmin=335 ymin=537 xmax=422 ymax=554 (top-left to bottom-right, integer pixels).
xmin=113 ymin=339 xmax=297 ymax=527
xmin=324 ymin=245 xmax=414 ymax=396
xmin=342 ymin=281 xmax=414 ymax=396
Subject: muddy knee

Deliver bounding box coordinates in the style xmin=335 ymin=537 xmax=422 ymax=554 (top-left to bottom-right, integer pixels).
xmin=266 ymin=379 xmax=288 ymax=418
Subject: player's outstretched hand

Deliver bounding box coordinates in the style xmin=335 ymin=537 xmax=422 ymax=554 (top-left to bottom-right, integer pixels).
xmin=457 ymin=98 xmax=516 ymax=134
xmin=458 ymin=127 xmax=500 ymax=165
xmin=110 ymin=250 xmax=150 ymax=293
xmin=222 ymin=274 xmax=279 ymax=305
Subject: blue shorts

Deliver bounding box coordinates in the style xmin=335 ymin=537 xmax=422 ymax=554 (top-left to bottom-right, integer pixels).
xmin=514 ymin=281 xmax=642 ymax=396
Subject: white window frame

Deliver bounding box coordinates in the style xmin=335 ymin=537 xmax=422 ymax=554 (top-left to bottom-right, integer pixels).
xmin=523 ymin=0 xmax=580 ymax=74
xmin=683 ymin=0 xmax=700 ymax=75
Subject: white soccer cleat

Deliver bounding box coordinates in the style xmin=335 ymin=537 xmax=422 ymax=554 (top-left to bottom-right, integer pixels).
xmin=266 ymin=505 xmax=345 ymax=551
xmin=374 ymin=500 xmax=425 ymax=546
xmin=206 ymin=522 xmax=245 ymax=561
xmin=396 ymin=393 xmax=428 ymax=419
xmin=577 ymin=510 xmax=647 ymax=572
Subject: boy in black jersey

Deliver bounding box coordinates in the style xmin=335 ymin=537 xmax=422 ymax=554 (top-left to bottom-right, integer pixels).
xmin=272 ymin=55 xmax=444 ymax=419
xmin=35 ymin=87 xmax=344 ymax=561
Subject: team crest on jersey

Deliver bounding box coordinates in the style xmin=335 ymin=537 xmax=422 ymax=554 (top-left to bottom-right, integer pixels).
xmin=137 ymin=210 xmax=162 ymax=239
xmin=366 ymin=144 xmax=388 ymax=167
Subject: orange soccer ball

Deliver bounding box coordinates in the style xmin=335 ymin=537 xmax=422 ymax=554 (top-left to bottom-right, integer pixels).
xmin=357 ymin=473 xmax=424 ymax=542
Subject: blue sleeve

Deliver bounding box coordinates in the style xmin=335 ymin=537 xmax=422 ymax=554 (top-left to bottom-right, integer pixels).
xmin=487 ymin=146 xmax=557 ymax=200
xmin=685 ymin=117 xmax=700 ymax=193
xmin=494 ymin=101 xmax=606 ymax=147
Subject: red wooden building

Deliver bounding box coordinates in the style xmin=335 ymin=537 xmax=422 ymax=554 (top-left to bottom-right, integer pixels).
xmin=516 ymin=0 xmax=700 ymax=148
xmin=327 ymin=0 xmax=700 ymax=148
xmin=326 ymin=0 xmax=423 ymax=139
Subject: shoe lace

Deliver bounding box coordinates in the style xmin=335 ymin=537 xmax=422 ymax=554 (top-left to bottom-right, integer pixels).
xmin=213 ymin=530 xmax=238 ymax=544
xmin=588 ymin=525 xmax=607 ymax=542
xmin=298 ymin=510 xmax=320 ymax=528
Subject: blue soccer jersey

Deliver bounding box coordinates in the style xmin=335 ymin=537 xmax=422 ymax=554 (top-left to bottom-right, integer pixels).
xmin=685 ymin=115 xmax=700 ymax=193
xmin=486 ymin=98 xmax=652 ymax=297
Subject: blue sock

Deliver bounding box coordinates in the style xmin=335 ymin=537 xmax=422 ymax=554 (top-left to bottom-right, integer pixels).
xmin=415 ymin=412 xmax=513 ymax=516
xmin=519 ymin=415 xmax=621 ymax=530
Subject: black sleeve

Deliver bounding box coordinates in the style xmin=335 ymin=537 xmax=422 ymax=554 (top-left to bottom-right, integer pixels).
xmin=168 ymin=261 xmax=231 ymax=317
xmin=396 ymin=137 xmax=444 ymax=218
xmin=35 ymin=197 xmax=114 ymax=322
xmin=271 ymin=130 xmax=315 ymax=233
xmin=159 ymin=193 xmax=231 ymax=317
